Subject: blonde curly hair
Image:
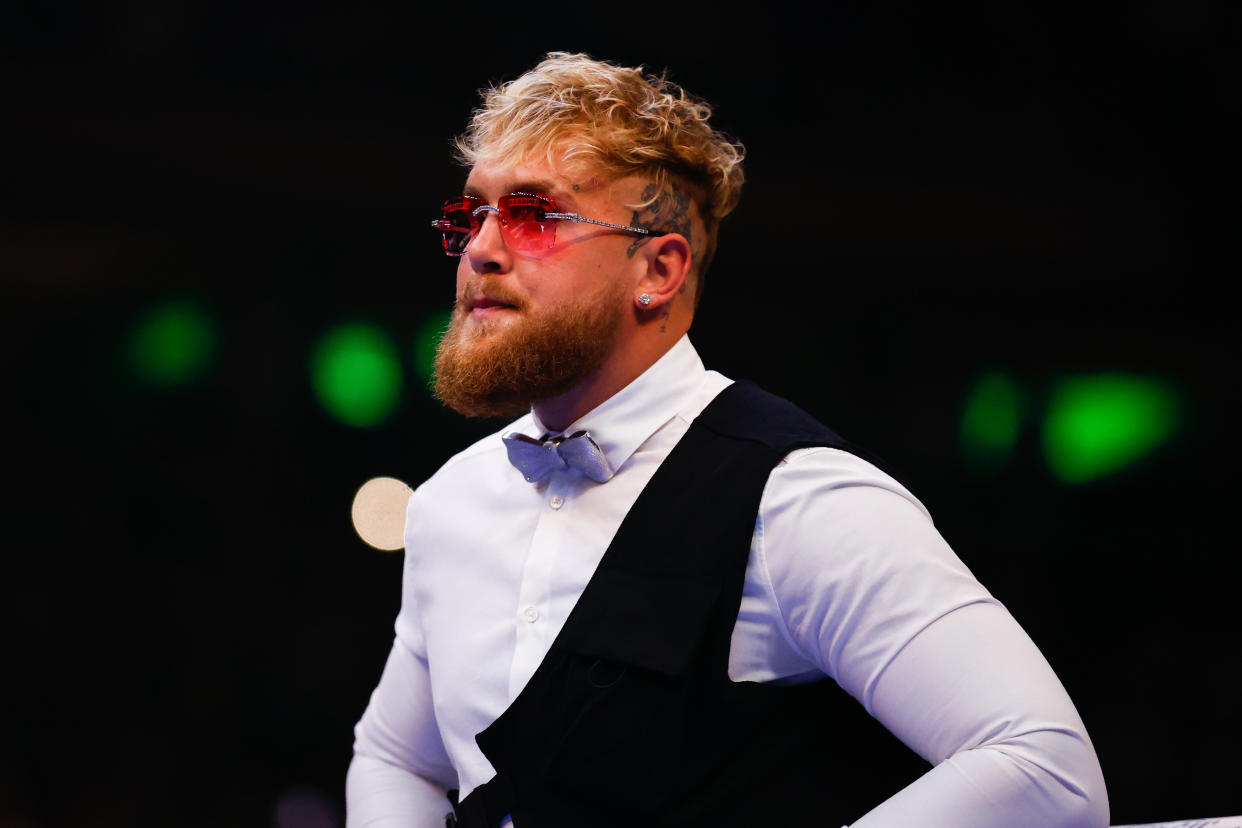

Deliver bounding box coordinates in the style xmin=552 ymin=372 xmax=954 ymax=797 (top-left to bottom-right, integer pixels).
xmin=453 ymin=52 xmax=745 ymax=300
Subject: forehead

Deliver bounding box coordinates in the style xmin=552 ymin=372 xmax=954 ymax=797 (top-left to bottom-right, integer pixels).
xmin=465 ymin=157 xmax=586 ymax=201
xmin=464 ymin=156 xmax=649 ymax=214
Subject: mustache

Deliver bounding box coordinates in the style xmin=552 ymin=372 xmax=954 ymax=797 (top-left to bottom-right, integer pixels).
xmin=455 ymin=278 xmax=527 ymax=312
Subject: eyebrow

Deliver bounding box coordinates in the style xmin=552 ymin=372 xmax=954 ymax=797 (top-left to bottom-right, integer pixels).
xmin=463 ymin=180 xmax=578 ymax=209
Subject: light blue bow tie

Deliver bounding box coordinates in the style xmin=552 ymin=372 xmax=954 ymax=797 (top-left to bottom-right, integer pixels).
xmin=501 ymin=430 xmax=615 ymax=484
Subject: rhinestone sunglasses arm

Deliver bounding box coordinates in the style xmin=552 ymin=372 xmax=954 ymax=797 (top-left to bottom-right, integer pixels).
xmin=543 ymin=211 xmax=657 ymax=236
xmin=429 ymin=214 xmax=654 ymax=235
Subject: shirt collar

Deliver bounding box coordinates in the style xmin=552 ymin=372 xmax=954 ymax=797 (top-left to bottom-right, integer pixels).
xmin=524 ymin=334 xmax=705 ymax=480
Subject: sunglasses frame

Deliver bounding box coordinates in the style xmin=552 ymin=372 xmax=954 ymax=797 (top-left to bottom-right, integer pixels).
xmin=431 ymin=191 xmax=660 ymax=257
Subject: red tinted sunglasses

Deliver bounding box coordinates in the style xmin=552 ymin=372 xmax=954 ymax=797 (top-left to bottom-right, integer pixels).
xmin=431 ymin=191 xmax=658 ymax=256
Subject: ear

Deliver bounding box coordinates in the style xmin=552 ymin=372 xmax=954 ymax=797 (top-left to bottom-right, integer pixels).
xmin=632 ymin=233 xmax=691 ymax=310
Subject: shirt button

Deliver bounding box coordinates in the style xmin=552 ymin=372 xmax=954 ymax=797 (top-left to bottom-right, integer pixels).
xmin=549 ymin=495 xmax=565 ymax=510
xmin=523 ymin=607 xmax=540 ymax=623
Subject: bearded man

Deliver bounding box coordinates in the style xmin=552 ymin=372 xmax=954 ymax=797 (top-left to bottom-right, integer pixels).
xmin=346 ymin=53 xmax=1109 ymax=828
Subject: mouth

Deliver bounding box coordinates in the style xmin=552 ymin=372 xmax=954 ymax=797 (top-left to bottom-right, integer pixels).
xmin=465 ymin=295 xmax=520 ymax=316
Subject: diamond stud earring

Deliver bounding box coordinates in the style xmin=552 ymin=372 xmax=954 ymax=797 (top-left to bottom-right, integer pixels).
xmin=638 ymin=293 xmax=653 ymax=306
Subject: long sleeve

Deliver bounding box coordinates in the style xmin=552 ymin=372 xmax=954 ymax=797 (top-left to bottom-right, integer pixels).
xmin=753 ymin=447 xmax=1108 ymax=827
xmin=346 ymin=636 xmax=458 ymax=827
xmin=850 ymin=602 xmax=1109 ymax=827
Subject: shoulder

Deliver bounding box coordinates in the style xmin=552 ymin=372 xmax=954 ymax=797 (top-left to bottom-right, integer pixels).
xmin=694 ymin=380 xmax=910 ymax=495
xmin=770 ymin=445 xmax=931 ymax=521
xmin=695 ymin=381 xmax=841 ymax=448
xmin=408 ymin=413 xmax=534 ymax=506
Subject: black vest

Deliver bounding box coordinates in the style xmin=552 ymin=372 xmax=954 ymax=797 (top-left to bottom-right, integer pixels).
xmin=453 ymin=381 xmax=925 ymax=827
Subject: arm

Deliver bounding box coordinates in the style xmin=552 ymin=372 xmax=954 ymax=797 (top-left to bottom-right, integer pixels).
xmin=756 ymin=449 xmax=1108 ymax=828
xmin=348 ymin=483 xmax=461 ymax=827
xmin=850 ymin=601 xmax=1108 ymax=828
xmin=347 ymin=637 xmax=458 ymax=826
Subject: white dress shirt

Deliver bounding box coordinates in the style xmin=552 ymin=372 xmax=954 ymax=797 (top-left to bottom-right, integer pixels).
xmin=347 ymin=335 xmax=1108 ymax=828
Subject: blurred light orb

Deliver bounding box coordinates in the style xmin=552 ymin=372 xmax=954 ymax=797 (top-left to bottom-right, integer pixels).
xmin=1043 ymin=374 xmax=1180 ymax=483
xmin=310 ymin=323 xmax=403 ymax=428
xmin=128 ymin=299 xmax=217 ymax=386
xmin=961 ymin=372 xmax=1023 ymax=474
xmin=351 ymin=476 xmax=413 ymax=551
xmin=413 ymin=308 xmax=453 ymax=389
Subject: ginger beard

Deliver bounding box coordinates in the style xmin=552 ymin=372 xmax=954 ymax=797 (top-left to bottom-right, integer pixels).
xmin=432 ymin=277 xmax=628 ymax=419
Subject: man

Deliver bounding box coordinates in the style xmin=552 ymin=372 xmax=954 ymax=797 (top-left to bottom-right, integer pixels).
xmin=347 ymin=52 xmax=1109 ymax=827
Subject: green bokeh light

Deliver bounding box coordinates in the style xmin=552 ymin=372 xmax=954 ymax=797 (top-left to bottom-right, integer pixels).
xmin=1043 ymin=374 xmax=1180 ymax=483
xmin=413 ymin=309 xmax=453 ymax=389
xmin=128 ymin=300 xmax=218 ymax=386
xmin=310 ymin=323 xmax=403 ymax=428
xmin=961 ymin=372 xmax=1023 ymax=474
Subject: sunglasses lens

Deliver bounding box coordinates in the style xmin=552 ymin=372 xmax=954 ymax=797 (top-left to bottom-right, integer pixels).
xmin=437 ymin=197 xmax=481 ymax=255
xmin=499 ymin=193 xmax=554 ymax=252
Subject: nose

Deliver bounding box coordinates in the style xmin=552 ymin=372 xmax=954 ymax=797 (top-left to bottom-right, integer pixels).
xmin=465 ymin=210 xmax=512 ymax=274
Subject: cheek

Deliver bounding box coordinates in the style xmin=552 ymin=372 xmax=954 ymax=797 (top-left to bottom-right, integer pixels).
xmin=454 ymin=259 xmax=473 ymax=294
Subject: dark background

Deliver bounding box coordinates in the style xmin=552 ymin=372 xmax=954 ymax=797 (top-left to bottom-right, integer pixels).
xmin=4 ymin=3 xmax=1238 ymax=826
